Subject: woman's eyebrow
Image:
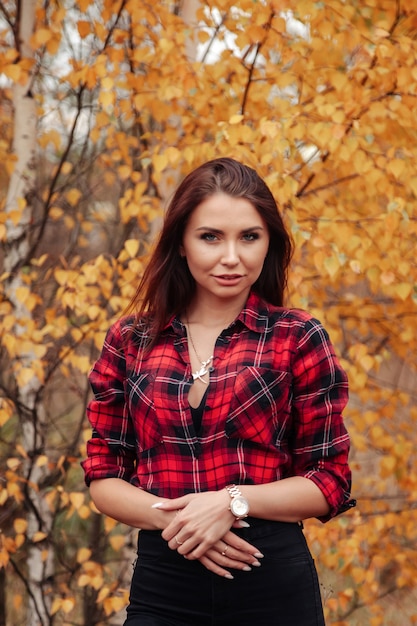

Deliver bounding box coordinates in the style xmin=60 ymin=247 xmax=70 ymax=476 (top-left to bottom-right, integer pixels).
xmin=194 ymin=225 xmax=265 ymax=233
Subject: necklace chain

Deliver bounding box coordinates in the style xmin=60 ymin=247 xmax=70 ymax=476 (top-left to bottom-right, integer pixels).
xmin=186 ymin=318 xmax=214 ymax=384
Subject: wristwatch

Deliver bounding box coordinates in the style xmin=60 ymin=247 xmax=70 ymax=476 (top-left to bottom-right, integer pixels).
xmin=225 ymin=484 xmax=249 ymax=520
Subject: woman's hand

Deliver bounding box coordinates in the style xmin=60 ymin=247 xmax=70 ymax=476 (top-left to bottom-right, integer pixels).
xmin=195 ymin=530 xmax=263 ymax=579
xmin=152 ymin=491 xmax=263 ymax=577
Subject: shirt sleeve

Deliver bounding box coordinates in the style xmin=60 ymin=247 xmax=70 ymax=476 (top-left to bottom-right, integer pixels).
xmin=290 ymin=316 xmax=356 ymax=522
xmin=81 ymin=320 xmax=137 ymax=486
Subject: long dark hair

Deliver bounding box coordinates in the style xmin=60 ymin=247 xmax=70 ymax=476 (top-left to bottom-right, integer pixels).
xmin=128 ymin=157 xmax=293 ymax=337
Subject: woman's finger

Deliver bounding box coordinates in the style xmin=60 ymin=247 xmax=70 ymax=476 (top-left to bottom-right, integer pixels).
xmin=206 ymin=543 xmax=262 ymax=568
xmin=198 ymin=554 xmax=234 ymax=580
xmin=221 ymin=530 xmax=264 ymax=559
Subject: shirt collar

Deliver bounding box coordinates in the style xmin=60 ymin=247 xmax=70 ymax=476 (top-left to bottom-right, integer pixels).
xmin=166 ymin=291 xmax=270 ymax=336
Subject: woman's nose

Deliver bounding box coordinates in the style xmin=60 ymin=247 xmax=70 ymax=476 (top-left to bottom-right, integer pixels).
xmin=221 ymin=242 xmax=239 ymax=265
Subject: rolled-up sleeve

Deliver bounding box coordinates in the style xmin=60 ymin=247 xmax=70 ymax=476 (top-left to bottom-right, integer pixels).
xmin=291 ymin=318 xmax=355 ymax=522
xmin=81 ymin=321 xmax=137 ymax=486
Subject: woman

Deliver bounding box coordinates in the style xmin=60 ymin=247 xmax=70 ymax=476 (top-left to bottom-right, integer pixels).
xmin=82 ymin=157 xmax=355 ymax=625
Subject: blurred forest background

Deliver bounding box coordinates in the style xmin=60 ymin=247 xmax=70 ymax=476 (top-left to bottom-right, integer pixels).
xmin=0 ymin=0 xmax=416 ymax=624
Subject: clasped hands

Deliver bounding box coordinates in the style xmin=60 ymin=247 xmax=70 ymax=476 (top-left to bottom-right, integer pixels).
xmin=151 ymin=490 xmax=263 ymax=580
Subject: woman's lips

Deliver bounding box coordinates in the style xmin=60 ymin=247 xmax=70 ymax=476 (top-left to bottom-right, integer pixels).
xmin=213 ymin=274 xmax=243 ymax=285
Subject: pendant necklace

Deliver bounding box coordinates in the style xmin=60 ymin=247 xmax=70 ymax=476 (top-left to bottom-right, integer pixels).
xmin=186 ymin=320 xmax=214 ymax=384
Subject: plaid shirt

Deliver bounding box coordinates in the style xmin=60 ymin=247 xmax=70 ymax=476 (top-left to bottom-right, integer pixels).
xmin=82 ymin=292 xmax=355 ymax=521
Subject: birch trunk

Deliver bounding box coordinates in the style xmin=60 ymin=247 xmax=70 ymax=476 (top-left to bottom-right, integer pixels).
xmin=5 ymin=1 xmax=54 ymax=624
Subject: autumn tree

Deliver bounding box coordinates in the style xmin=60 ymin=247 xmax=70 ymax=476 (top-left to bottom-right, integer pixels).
xmin=0 ymin=0 xmax=416 ymax=624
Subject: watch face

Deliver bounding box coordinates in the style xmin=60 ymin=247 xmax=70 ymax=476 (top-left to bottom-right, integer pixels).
xmin=231 ymin=496 xmax=249 ymax=518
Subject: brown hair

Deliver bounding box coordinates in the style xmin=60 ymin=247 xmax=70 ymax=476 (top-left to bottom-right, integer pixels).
xmin=128 ymin=157 xmax=293 ymax=337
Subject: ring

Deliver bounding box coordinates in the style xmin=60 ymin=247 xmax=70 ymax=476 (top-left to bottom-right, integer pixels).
xmin=175 ymin=536 xmax=184 ymax=546
xmin=221 ymin=545 xmax=229 ymax=556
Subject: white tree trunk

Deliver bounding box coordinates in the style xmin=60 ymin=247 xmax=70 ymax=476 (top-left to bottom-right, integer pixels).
xmin=5 ymin=1 xmax=54 ymax=624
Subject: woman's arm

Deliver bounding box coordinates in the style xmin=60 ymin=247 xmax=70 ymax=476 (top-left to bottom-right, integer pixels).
xmin=159 ymin=476 xmax=328 ymax=561
xmin=89 ymin=478 xmax=263 ymax=579
xmin=239 ymin=476 xmax=330 ymax=522
xmin=89 ymin=477 xmax=172 ymax=530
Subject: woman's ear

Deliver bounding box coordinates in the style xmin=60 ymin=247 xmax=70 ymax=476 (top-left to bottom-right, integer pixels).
xmin=179 ymin=245 xmax=185 ymax=257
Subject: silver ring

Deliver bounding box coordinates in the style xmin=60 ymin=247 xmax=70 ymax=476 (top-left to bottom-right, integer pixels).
xmin=175 ymin=536 xmax=184 ymax=546
xmin=221 ymin=545 xmax=229 ymax=556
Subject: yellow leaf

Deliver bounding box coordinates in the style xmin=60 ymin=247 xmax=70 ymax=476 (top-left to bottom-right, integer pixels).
xmin=87 ymin=305 xmax=101 ymax=320
xmin=103 ymin=595 xmax=126 ymax=616
xmin=124 ymin=239 xmax=139 ymax=258
xmin=229 ymin=114 xmax=244 ymax=125
xmin=395 ymin=283 xmax=411 ymax=300
xmin=323 ymin=256 xmax=339 ymax=278
xmin=104 ymin=516 xmax=118 ymax=533
xmin=380 ymin=271 xmax=395 ymax=285
xmin=3 ymin=64 xmax=22 ymax=81
xmin=0 ymin=547 xmax=10 ymax=568
xmin=36 ymin=455 xmax=48 ymax=467
xmin=51 ymin=598 xmax=62 ymax=615
xmin=380 ymin=455 xmax=396 ymax=476
xmin=387 ymin=158 xmax=405 ymax=179
xmin=77 ymin=548 xmax=92 ymax=564
xmin=109 ymin=534 xmax=125 ymax=551
xmin=14 ymin=518 xmax=28 ymax=534
xmin=78 ymin=505 xmax=91 ymax=519
xmin=32 ymin=28 xmax=52 ymax=47
xmin=97 ymin=586 xmax=111 ymax=602
xmin=61 ymin=598 xmax=75 ymax=614
xmin=32 ymin=531 xmax=48 ymax=542
xmin=99 ymin=91 xmax=114 ymax=107
xmin=78 ymin=574 xmax=91 ymax=587
xmin=359 ymin=354 xmax=374 ymax=372
xmin=15 ymin=285 xmax=31 ymax=304
xmin=102 ymin=76 xmax=114 ymax=90
xmin=118 ymin=164 xmax=131 ymax=180
xmin=69 ymin=492 xmax=84 ymax=510
xmin=78 ymin=0 xmax=92 ymax=10
xmin=39 ymin=129 xmax=62 ymax=151
xmin=16 ymin=368 xmax=36 ymax=388
xmin=66 ymin=188 xmax=82 ymax=206
xmin=77 ymin=21 xmax=91 ymax=38
xmin=349 ymin=260 xmax=361 ymax=274
xmin=152 ymin=154 xmax=168 ymax=174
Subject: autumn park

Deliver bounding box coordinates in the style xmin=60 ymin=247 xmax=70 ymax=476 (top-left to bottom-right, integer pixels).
xmin=0 ymin=0 xmax=416 ymax=624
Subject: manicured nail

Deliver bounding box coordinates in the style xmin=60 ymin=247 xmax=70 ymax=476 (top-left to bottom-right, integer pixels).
xmin=252 ymin=560 xmax=261 ymax=567
xmin=242 ymin=566 xmax=252 ymax=572
xmin=225 ymin=573 xmax=234 ymax=580
xmin=254 ymin=552 xmax=264 ymax=558
xmin=236 ymin=520 xmax=250 ymax=528
xmin=151 ymin=502 xmax=164 ymax=508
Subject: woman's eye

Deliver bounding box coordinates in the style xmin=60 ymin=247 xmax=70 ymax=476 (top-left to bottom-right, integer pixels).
xmin=200 ymin=233 xmax=218 ymax=241
xmin=243 ymin=232 xmax=259 ymax=241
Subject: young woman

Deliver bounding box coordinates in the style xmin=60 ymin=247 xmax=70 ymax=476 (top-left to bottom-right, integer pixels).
xmin=82 ymin=157 xmax=355 ymax=625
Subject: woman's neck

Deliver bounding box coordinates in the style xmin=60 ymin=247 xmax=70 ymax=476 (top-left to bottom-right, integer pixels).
xmin=184 ymin=294 xmax=248 ymax=328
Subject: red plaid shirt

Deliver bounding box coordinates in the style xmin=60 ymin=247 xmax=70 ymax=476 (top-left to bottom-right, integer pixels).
xmin=82 ymin=292 xmax=355 ymax=521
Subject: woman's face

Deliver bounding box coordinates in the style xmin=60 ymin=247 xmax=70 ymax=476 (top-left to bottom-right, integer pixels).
xmin=180 ymin=193 xmax=270 ymax=307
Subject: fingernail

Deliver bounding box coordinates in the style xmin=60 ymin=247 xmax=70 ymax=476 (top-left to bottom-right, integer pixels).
xmin=225 ymin=573 xmax=234 ymax=580
xmin=151 ymin=502 xmax=164 ymax=508
xmin=254 ymin=552 xmax=264 ymax=558
xmin=242 ymin=566 xmax=252 ymax=572
xmin=252 ymin=560 xmax=261 ymax=567
xmin=236 ymin=520 xmax=250 ymax=528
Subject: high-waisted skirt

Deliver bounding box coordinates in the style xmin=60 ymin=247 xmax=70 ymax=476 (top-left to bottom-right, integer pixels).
xmin=124 ymin=518 xmax=325 ymax=626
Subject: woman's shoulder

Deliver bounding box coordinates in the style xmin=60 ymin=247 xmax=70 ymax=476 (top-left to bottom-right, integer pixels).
xmin=105 ymin=313 xmax=153 ymax=345
xmin=261 ymin=300 xmax=322 ymax=328
xmin=246 ymin=293 xmax=324 ymax=335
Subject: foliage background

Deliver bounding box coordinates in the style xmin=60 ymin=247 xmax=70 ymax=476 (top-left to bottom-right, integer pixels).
xmin=0 ymin=0 xmax=416 ymax=624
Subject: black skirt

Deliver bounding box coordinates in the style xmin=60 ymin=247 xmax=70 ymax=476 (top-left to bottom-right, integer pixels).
xmin=124 ymin=518 xmax=325 ymax=626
